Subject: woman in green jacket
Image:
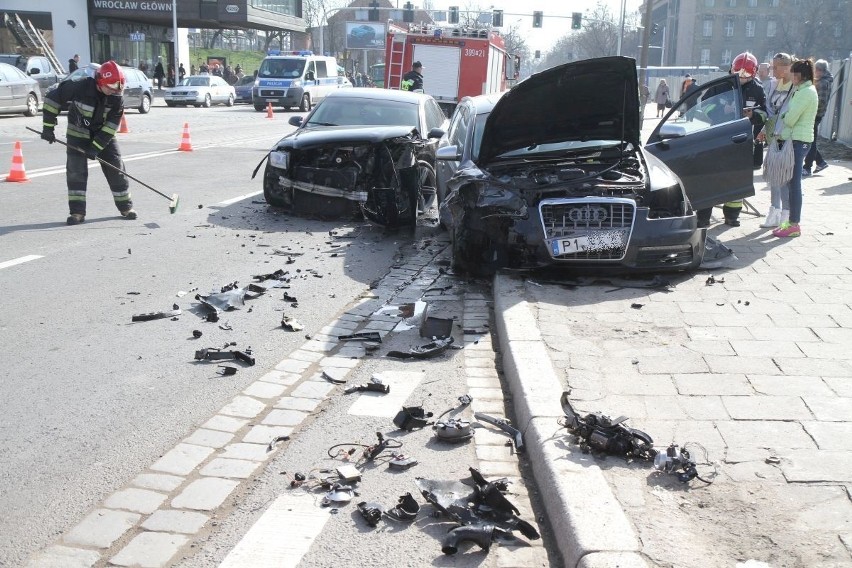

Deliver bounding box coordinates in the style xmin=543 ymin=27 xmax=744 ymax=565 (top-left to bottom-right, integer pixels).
xmin=773 ymin=59 xmax=818 ymax=238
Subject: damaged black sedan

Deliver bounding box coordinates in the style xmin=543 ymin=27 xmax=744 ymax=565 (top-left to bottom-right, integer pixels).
xmin=439 ymin=56 xmax=754 ymax=275
xmin=261 ymin=89 xmax=448 ymax=227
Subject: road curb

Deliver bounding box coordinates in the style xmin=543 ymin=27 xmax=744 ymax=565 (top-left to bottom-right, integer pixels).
xmin=493 ymin=273 xmax=648 ymax=568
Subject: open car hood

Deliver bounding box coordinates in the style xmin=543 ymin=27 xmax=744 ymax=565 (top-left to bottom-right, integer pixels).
xmin=276 ymin=125 xmax=418 ymax=151
xmin=478 ymin=56 xmax=641 ymax=165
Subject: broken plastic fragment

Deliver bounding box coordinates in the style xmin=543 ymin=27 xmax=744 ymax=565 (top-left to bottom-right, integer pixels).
xmin=338 ymin=332 xmax=382 ymax=343
xmin=132 ymin=308 xmax=181 ymax=322
xmin=281 ymin=316 xmax=304 ymax=331
xmin=192 ymin=330 xmax=203 ymax=338
xmin=385 ymin=492 xmax=420 ymax=521
xmin=386 ymin=337 xmax=455 ymax=359
xmin=322 ymin=483 xmax=354 ymax=506
xmin=357 ymin=501 xmax=383 ymax=527
xmin=194 ymin=348 xmax=255 ymax=366
xmin=217 ymin=365 xmax=237 ymax=376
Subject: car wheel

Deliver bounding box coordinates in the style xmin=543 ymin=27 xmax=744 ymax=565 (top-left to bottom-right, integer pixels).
xmin=138 ymin=94 xmax=151 ymax=114
xmin=226 ymin=94 xmax=234 ymax=107
xmin=416 ymin=160 xmax=437 ymax=212
xmin=299 ymin=94 xmax=311 ymax=112
xmin=254 ymin=103 xmax=265 ymax=112
xmin=203 ymin=94 xmax=211 ymax=108
xmin=166 ymin=101 xmax=176 ymax=107
xmin=23 ymin=93 xmax=38 ymax=117
xmin=451 ymin=211 xmax=505 ymax=277
xmin=263 ymin=164 xmax=292 ymax=208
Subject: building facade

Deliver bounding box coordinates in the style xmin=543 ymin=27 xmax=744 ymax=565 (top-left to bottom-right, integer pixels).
xmin=649 ymin=0 xmax=851 ymax=68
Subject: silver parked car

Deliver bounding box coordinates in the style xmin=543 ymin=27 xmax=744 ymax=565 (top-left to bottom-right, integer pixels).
xmin=0 ymin=62 xmax=41 ymax=116
xmin=165 ymin=75 xmax=235 ymax=108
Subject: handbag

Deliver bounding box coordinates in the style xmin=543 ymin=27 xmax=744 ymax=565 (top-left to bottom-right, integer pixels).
xmin=763 ymin=138 xmax=794 ymax=187
xmin=665 ymin=97 xmax=673 ymax=108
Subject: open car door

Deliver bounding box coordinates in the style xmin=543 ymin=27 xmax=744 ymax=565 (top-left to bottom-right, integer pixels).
xmin=645 ymin=74 xmax=754 ymax=211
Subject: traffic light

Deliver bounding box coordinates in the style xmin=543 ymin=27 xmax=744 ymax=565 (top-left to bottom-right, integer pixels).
xmin=651 ymin=23 xmax=659 ymax=35
xmin=532 ymin=11 xmax=543 ymax=28
xmin=403 ymin=1 xmax=414 ymax=23
xmin=571 ymin=12 xmax=582 ymax=30
xmin=449 ymin=6 xmax=459 ymax=24
xmin=369 ymin=0 xmax=379 ymax=22
xmin=492 ymin=9 xmax=503 ymax=27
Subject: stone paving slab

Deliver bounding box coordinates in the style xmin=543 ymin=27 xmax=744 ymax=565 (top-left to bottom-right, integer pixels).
xmin=150 ymin=443 xmax=214 ymax=476
xmin=130 ymin=473 xmax=184 ymax=493
xmin=63 ymin=509 xmax=141 ymax=548
xmin=104 ymin=488 xmax=168 ymax=515
xmin=171 ymin=478 xmax=240 ymax=511
xmin=110 ymin=532 xmax=189 ymax=568
xmin=141 ymin=510 xmax=209 ymax=534
xmin=26 ymin=545 xmax=101 ymax=568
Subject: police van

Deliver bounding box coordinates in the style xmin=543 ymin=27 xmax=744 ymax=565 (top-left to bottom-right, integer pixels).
xmin=252 ymin=51 xmax=343 ymax=112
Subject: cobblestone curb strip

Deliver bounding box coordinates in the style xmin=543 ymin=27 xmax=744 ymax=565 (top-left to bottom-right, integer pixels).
xmin=493 ymin=274 xmax=649 ymax=568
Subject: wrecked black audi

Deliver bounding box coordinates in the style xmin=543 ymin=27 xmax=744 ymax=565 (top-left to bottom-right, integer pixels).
xmin=438 ymin=56 xmax=754 ymax=275
xmin=260 ymin=89 xmax=448 ymax=227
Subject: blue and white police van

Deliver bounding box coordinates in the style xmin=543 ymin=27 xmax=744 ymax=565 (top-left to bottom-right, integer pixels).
xmin=252 ymin=51 xmax=345 ymax=112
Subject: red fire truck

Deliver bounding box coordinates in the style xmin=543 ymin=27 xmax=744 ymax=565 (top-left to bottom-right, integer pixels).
xmin=383 ymin=23 xmax=519 ymax=112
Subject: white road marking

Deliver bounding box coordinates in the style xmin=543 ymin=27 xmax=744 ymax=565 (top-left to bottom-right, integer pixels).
xmin=219 ymin=493 xmax=330 ymax=568
xmin=218 ymin=191 xmax=263 ymax=206
xmin=347 ymin=371 xmax=424 ymax=417
xmin=0 ymin=254 xmax=43 ymax=270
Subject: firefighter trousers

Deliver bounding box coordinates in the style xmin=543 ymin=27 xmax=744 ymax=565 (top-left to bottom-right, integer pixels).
xmin=66 ymin=137 xmax=132 ymax=216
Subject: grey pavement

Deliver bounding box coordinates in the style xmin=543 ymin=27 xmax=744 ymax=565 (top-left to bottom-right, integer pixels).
xmin=495 ymin=158 xmax=852 ymax=567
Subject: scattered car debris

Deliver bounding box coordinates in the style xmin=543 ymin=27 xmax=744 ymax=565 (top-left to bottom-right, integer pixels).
xmin=705 ymin=275 xmax=725 ymax=286
xmin=132 ymin=306 xmax=181 ymax=322
xmin=338 ymin=331 xmax=383 ymax=343
xmin=344 ymin=379 xmax=389 ymax=394
xmin=630 ymin=303 xmax=644 ymax=309
xmin=559 ymin=392 xmax=655 ymax=460
xmin=388 ymin=454 xmax=418 ymax=470
xmin=420 ymin=316 xmax=453 ymax=339
xmin=192 ymin=330 xmax=203 ymax=338
xmin=416 ymin=467 xmax=539 ymax=555
xmin=386 ymin=337 xmax=455 ymax=359
xmin=435 ymin=418 xmax=472 ymax=443
xmin=363 ymin=341 xmax=382 ymax=352
xmin=474 ymin=413 xmax=525 ymax=453
xmin=322 ymin=483 xmax=355 ymax=506
xmin=322 ymin=368 xmax=349 ymax=385
xmin=384 ymin=492 xmax=420 ymax=521
xmin=218 ymin=322 xmax=233 ymax=331
xmin=281 ymin=316 xmax=304 ymax=331
xmin=194 ymin=347 xmax=256 ymax=366
xmin=253 ymin=268 xmax=288 ymax=282
xmin=393 ymin=405 xmax=433 ymax=430
xmin=357 ymin=501 xmax=383 ymax=527
xmin=205 ymin=312 xmax=219 ymax=323
xmin=653 ymin=443 xmax=714 ymax=484
xmin=267 ymin=435 xmax=291 ymax=452
xmin=701 ymin=235 xmax=738 ymax=269
xmin=765 ymin=456 xmax=781 ymax=465
xmin=217 ymin=365 xmax=237 ymax=376
xmin=127 ymin=291 xmax=141 ymax=295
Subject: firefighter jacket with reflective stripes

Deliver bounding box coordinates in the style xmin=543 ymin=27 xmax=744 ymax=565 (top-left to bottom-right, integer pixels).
xmin=42 ymin=77 xmax=124 ymax=152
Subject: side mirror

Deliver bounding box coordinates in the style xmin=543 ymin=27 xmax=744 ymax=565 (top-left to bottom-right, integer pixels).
xmin=436 ymin=145 xmax=461 ymax=161
xmin=29 ymin=68 xmax=41 ymax=75
xmin=427 ymin=127 xmax=445 ymax=139
xmin=658 ymin=124 xmax=687 ymax=140
xmin=288 ymin=116 xmax=303 ymax=127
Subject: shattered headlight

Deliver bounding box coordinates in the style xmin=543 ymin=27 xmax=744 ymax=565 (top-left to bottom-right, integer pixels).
xmin=269 ymin=150 xmax=289 ymax=170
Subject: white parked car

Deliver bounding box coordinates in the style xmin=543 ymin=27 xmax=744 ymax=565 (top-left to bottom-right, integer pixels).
xmin=164 ymin=75 xmax=235 ymax=108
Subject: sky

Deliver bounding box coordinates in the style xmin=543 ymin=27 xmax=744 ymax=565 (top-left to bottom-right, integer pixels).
xmin=417 ymin=0 xmax=645 ymax=54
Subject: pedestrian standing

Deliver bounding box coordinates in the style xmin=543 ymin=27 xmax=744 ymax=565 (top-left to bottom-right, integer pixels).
xmin=40 ymin=60 xmax=136 ymax=225
xmin=802 ymin=59 xmax=832 ymax=176
xmin=401 ymin=61 xmax=424 ymax=92
xmin=758 ymin=52 xmax=795 ymax=229
xmin=771 ymin=59 xmax=817 ymax=238
xmin=179 ymin=63 xmax=186 ymax=81
xmin=654 ymin=79 xmax=669 ymax=117
xmin=639 ymin=83 xmax=650 ymax=114
xmin=68 ymin=54 xmax=80 ymax=72
xmin=154 ymin=58 xmax=165 ymax=89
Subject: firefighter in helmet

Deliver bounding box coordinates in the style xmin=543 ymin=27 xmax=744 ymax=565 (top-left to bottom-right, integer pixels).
xmin=41 ymin=60 xmax=136 ymax=225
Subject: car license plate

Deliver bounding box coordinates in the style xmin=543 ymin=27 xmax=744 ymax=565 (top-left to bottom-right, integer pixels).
xmin=551 ymin=236 xmax=590 ymax=255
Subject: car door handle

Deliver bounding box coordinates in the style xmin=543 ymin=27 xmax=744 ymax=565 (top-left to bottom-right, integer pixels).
xmin=731 ymin=133 xmax=749 ymax=143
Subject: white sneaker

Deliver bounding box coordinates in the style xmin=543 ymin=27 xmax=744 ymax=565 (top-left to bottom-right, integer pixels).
xmin=760 ymin=207 xmax=779 ymax=228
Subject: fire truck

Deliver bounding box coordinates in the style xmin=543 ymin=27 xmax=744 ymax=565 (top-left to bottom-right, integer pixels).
xmin=383 ymin=22 xmax=519 ymax=113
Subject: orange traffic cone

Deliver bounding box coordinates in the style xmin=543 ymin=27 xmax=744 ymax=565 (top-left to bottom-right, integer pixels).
xmin=5 ymin=141 xmax=30 ymax=182
xmin=118 ymin=115 xmax=130 ymax=133
xmin=178 ymin=122 xmax=193 ymax=152
xmin=266 ymin=102 xmax=274 ymax=119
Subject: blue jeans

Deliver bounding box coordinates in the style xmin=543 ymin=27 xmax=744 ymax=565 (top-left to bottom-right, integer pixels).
xmin=788 ymin=140 xmax=811 ymax=224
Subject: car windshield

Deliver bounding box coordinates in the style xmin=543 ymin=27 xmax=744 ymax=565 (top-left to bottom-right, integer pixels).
xmin=236 ymin=76 xmax=255 ymax=86
xmin=181 ymin=77 xmax=210 ymax=87
xmin=259 ymin=58 xmax=306 ymax=79
xmin=307 ymin=97 xmax=419 ymax=127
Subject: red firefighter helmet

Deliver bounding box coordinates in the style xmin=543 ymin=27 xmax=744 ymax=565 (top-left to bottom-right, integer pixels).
xmin=96 ymin=60 xmax=125 ymax=92
xmin=732 ymin=52 xmax=758 ymax=78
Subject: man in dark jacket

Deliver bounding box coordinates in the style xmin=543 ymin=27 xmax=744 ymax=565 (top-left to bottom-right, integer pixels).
xmin=154 ymin=58 xmax=166 ymax=89
xmin=68 ymin=54 xmax=79 ymax=72
xmin=803 ymin=59 xmax=832 ymax=176
xmin=401 ymin=61 xmax=423 ymax=92
xmin=40 ymin=60 xmax=135 ymax=225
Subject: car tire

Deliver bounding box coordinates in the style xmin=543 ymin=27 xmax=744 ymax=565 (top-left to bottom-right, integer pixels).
xmin=203 ymin=94 xmax=212 ymax=108
xmin=416 ymin=160 xmax=437 ymax=212
xmin=166 ymin=101 xmax=176 ymax=107
xmin=299 ymin=94 xmax=311 ymax=112
xmin=254 ymin=103 xmax=265 ymax=112
xmin=226 ymin=94 xmax=234 ymax=107
xmin=451 ymin=211 xmax=505 ymax=277
xmin=263 ymin=164 xmax=291 ymax=208
xmin=23 ymin=93 xmax=38 ymax=117
xmin=138 ymin=94 xmax=151 ymax=114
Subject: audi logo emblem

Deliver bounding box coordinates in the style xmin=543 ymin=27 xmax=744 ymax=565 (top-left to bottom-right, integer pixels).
xmin=568 ymin=206 xmax=608 ymax=223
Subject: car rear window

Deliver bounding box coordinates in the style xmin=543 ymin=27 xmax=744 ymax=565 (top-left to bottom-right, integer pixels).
xmin=309 ymin=97 xmax=419 ymax=127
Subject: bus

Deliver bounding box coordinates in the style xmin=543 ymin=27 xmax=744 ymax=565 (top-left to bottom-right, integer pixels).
xmin=370 ymin=63 xmax=384 ymax=88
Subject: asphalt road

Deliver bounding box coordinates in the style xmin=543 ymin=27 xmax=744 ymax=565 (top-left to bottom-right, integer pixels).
xmin=0 ymin=99 xmax=404 ymax=566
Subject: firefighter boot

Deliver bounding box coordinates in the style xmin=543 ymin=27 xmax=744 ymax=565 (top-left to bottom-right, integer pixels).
xmin=120 ymin=209 xmax=138 ymax=220
xmin=723 ymin=205 xmax=741 ymax=227
xmin=66 ymin=213 xmax=85 ymax=225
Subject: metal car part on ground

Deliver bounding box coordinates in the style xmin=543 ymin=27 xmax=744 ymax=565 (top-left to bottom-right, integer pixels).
xmin=438 ymin=56 xmax=754 ymax=275
xmin=560 ymin=391 xmax=655 ymax=460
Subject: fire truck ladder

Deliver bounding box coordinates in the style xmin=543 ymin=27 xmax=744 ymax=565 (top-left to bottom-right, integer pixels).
xmin=3 ymin=13 xmax=66 ymax=74
xmin=387 ymin=34 xmax=407 ymax=89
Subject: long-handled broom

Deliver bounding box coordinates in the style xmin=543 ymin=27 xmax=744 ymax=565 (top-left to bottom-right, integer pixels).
xmin=26 ymin=126 xmax=180 ymax=214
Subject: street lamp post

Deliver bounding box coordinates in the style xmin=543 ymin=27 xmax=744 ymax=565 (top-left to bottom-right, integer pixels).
xmin=617 ymin=0 xmax=626 ymax=55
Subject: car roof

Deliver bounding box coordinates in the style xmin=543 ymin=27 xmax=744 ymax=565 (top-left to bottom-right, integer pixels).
xmin=460 ymin=91 xmax=507 ymax=115
xmin=324 ymin=88 xmax=429 ymax=104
